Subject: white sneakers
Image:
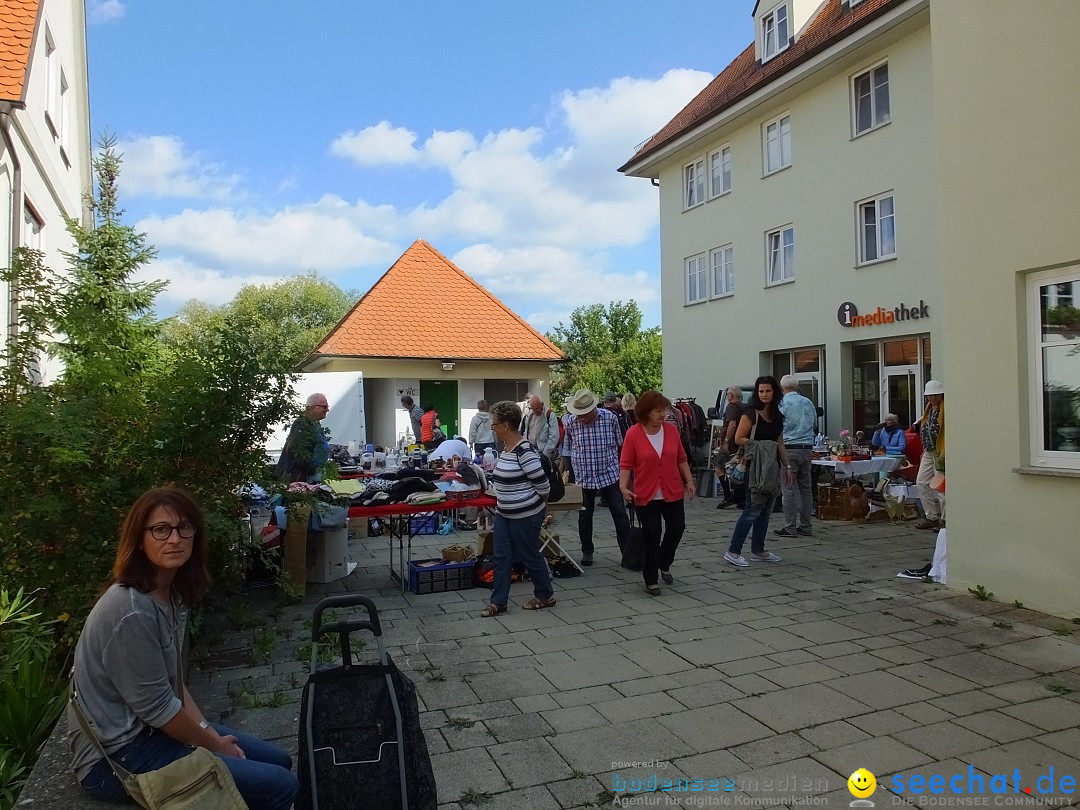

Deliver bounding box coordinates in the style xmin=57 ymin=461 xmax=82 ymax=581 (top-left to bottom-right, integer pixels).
xmin=724 ymin=550 xmax=783 ymax=567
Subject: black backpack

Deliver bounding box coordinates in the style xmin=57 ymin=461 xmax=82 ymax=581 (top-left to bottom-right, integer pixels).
xmin=512 ymin=442 xmax=565 ymax=503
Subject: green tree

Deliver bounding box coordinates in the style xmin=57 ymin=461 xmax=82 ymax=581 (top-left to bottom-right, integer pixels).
xmin=0 ymin=138 xmax=297 ymax=645
xmin=163 ymin=273 xmax=357 ymax=371
xmin=546 ymin=301 xmax=662 ymax=408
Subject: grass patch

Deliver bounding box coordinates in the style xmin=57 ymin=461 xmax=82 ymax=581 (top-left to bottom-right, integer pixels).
xmin=1045 ymin=683 xmax=1073 ymax=695
xmin=932 ymin=618 xmax=958 ymax=626
xmin=234 ymin=689 xmax=287 ymax=709
xmin=967 ymin=585 xmax=992 ymax=601
xmin=1052 ymin=625 xmax=1074 ymax=637
xmin=446 ymin=716 xmax=476 ymax=729
xmin=459 ymin=788 xmax=494 ymax=806
xmin=991 ymin=621 xmax=1013 ymax=630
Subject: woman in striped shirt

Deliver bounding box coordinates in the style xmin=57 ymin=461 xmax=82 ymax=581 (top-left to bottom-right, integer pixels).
xmin=481 ymin=401 xmax=556 ymax=617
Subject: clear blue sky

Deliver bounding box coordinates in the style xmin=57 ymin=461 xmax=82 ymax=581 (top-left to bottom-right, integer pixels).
xmin=86 ymin=0 xmax=755 ymax=331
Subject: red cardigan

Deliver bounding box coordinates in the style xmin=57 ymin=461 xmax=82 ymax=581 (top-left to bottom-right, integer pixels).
xmin=619 ymin=422 xmax=687 ymax=506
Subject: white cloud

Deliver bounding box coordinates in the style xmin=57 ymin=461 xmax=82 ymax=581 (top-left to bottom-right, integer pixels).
xmin=131 ymin=69 xmax=711 ymax=321
xmin=451 ymin=243 xmax=659 ymax=332
xmin=134 ymin=257 xmax=284 ymax=312
xmin=137 ymin=200 xmax=399 ymax=272
xmin=115 ymin=135 xmax=240 ymax=201
xmin=87 ymin=0 xmax=124 ymax=24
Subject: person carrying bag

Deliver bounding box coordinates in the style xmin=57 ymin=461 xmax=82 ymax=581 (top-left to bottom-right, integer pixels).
xmin=70 ymin=663 xmax=247 ymax=809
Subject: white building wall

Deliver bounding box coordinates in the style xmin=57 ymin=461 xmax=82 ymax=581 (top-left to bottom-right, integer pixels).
xmin=655 ymin=16 xmax=938 ymax=434
xmin=0 ymin=0 xmax=91 ymax=382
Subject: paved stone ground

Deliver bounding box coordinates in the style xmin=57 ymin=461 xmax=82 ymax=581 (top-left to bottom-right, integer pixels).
xmin=189 ymin=500 xmax=1080 ymax=809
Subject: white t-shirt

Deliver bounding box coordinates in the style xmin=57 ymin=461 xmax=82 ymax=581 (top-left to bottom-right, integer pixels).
xmin=645 ymin=428 xmax=664 ymax=500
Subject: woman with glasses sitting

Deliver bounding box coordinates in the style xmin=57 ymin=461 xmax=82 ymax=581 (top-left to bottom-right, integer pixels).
xmin=68 ymin=486 xmax=299 ymax=809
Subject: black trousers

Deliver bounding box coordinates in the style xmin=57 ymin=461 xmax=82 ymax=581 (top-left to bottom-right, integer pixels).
xmin=636 ymin=499 xmax=686 ymax=587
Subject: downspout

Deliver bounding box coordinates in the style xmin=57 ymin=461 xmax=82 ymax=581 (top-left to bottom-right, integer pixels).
xmin=0 ymin=104 xmax=22 ymax=343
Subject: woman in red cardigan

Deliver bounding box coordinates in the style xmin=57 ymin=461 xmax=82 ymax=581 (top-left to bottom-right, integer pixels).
xmin=619 ymin=390 xmax=696 ymax=595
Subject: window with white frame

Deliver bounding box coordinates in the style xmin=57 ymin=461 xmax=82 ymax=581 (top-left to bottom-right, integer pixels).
xmin=857 ymin=193 xmax=896 ymax=264
xmin=852 ymin=62 xmax=890 ymax=136
xmin=709 ymin=146 xmax=732 ymax=198
xmin=44 ymin=29 xmax=60 ymax=136
xmin=766 ymin=225 xmax=794 ymax=285
xmin=23 ymin=205 xmax=43 ymax=251
xmin=686 ymin=253 xmax=708 ymax=304
xmin=763 ymin=114 xmax=791 ymax=175
xmin=761 ymin=2 xmax=790 ymax=62
xmin=684 ymin=158 xmax=705 ymax=209
xmin=1029 ymin=268 xmax=1080 ymax=469
xmin=711 ymin=244 xmax=734 ymax=297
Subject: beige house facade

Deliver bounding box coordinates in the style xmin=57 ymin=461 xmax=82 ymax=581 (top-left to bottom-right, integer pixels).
xmin=931 ymin=0 xmax=1080 ymax=618
xmin=624 ymin=0 xmax=1079 ymax=616
xmin=0 ymin=0 xmax=92 ymax=382
xmin=623 ymin=0 xmax=938 ymax=439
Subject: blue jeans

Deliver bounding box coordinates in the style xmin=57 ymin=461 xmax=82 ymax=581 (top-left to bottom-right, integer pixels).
xmin=491 ymin=511 xmax=554 ymax=608
xmin=728 ymin=493 xmax=778 ymax=556
xmin=81 ymin=723 xmax=299 ymax=810
xmin=579 ymin=481 xmax=630 ymax=555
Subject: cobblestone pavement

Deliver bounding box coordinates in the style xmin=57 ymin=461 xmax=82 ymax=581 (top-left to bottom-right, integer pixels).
xmin=189 ymin=499 xmax=1080 ymax=809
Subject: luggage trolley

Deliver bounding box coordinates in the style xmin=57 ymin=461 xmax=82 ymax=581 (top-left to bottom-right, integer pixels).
xmin=297 ymin=594 xmax=438 ymax=810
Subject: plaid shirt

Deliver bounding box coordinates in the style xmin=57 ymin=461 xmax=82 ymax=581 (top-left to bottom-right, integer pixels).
xmin=565 ymin=408 xmax=622 ymax=489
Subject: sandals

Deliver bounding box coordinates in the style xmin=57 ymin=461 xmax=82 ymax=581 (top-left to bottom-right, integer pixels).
xmin=480 ymin=604 xmax=504 ymax=618
xmin=522 ymin=596 xmax=557 ymax=611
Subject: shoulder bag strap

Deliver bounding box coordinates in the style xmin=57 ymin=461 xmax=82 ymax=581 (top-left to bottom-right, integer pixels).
xmin=70 ymin=623 xmax=186 ymax=783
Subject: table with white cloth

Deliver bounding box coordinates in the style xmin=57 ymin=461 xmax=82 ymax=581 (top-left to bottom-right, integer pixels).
xmin=811 ymin=457 xmax=902 ymax=477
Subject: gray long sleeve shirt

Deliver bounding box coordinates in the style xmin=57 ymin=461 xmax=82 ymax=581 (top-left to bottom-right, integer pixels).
xmin=68 ymin=584 xmax=187 ymax=782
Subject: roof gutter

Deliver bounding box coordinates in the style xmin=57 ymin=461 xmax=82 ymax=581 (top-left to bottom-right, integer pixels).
xmin=0 ymin=103 xmax=22 ymax=343
xmin=622 ymin=0 xmax=927 ymax=177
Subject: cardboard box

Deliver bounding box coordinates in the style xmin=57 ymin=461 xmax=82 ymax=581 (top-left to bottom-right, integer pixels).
xmin=475 ymin=530 xmax=493 ymax=556
xmin=560 ymin=484 xmax=583 ymax=505
xmin=307 ymin=528 xmax=350 ymax=583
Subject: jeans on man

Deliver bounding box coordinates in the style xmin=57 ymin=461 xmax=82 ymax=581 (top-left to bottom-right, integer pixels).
xmin=82 ymin=723 xmax=299 ymax=810
xmin=636 ymin=499 xmax=686 ymax=586
xmin=915 ymin=451 xmax=943 ymax=520
xmin=728 ymin=493 xmax=778 ymax=556
xmin=579 ymin=481 xmax=630 ymax=555
xmin=780 ymin=447 xmax=813 ymax=531
xmin=491 ymin=511 xmax=554 ymax=608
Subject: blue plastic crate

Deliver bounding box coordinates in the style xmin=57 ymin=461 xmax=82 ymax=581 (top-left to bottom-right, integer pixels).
xmin=408 ymin=558 xmax=475 ymax=594
xmin=409 ymin=512 xmax=439 ymax=535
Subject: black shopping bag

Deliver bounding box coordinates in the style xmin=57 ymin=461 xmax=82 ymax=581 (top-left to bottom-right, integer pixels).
xmin=621 ymin=507 xmax=645 ymax=571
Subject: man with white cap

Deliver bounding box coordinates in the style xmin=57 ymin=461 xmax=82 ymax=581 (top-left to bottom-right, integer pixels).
xmin=564 ymin=388 xmax=630 ymax=566
xmin=912 ymin=380 xmax=945 ymax=531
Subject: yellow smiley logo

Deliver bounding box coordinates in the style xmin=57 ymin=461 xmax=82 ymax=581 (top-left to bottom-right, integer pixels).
xmin=848 ymin=768 xmax=876 ymax=798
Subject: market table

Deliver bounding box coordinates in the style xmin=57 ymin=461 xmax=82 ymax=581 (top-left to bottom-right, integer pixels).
xmin=349 ymin=494 xmax=497 ymax=590
xmin=811 ymin=456 xmax=902 ymax=477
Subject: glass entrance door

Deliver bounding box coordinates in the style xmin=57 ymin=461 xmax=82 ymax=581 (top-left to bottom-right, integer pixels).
xmin=884 ymin=369 xmax=918 ymax=429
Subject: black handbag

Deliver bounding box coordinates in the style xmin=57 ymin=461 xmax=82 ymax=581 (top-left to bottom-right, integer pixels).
xmin=621 ymin=508 xmax=645 ymax=571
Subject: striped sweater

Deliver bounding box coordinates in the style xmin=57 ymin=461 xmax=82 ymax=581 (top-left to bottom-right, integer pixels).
xmin=491 ymin=440 xmax=549 ymax=518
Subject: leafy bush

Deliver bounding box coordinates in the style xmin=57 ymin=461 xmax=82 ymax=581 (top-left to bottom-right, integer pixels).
xmin=0 ymin=139 xmax=297 ymax=643
xmin=0 ymin=589 xmax=66 ymax=810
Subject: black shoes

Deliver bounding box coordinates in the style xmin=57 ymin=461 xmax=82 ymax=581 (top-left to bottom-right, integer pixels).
xmin=716 ymin=498 xmax=739 ymax=509
xmin=897 ymin=563 xmax=932 ymax=580
xmin=581 ymin=554 xmax=593 ymax=567
xmin=773 ymin=527 xmax=798 ymax=538
xmin=660 ymin=570 xmax=673 ymax=584
xmin=796 ymin=527 xmax=813 ymax=537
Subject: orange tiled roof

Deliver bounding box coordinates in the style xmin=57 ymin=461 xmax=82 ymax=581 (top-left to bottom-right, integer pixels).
xmin=313 ymin=240 xmax=566 ymax=362
xmin=0 ymin=0 xmax=40 ymax=104
xmin=620 ymin=0 xmax=900 ymax=173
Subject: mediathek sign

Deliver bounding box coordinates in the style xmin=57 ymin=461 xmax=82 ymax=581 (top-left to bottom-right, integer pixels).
xmin=837 ymin=300 xmax=929 ymax=328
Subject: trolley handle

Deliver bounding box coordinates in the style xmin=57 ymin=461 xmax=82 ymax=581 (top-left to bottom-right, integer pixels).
xmin=312 ymin=594 xmax=383 ymax=642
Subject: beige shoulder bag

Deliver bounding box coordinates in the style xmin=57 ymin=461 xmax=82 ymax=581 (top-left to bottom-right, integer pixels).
xmin=69 ymin=636 xmax=247 ymax=810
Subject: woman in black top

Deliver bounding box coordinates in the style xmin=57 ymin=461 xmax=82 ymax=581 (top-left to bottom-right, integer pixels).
xmin=724 ymin=376 xmax=793 ymax=567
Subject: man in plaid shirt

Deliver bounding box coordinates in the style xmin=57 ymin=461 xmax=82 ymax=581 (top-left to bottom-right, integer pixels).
xmin=564 ymin=389 xmax=630 ymax=566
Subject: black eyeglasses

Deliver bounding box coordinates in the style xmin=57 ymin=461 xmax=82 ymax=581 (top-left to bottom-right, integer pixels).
xmin=145 ymin=523 xmax=197 ymax=541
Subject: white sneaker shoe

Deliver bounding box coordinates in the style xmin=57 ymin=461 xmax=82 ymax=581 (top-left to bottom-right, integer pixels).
xmin=724 ymin=551 xmax=750 ymax=567
xmin=750 ymin=551 xmax=782 ymax=563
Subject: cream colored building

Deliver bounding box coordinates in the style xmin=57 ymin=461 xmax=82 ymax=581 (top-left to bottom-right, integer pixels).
xmin=623 ymin=0 xmax=1080 ymax=617
xmin=0 ymin=0 xmax=92 ymax=382
xmin=622 ymin=0 xmax=938 ymax=436
xmin=931 ymin=0 xmax=1080 ymax=618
